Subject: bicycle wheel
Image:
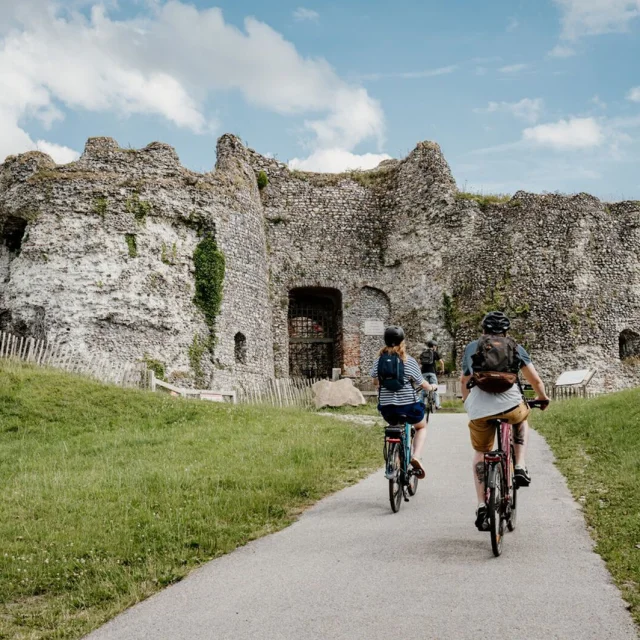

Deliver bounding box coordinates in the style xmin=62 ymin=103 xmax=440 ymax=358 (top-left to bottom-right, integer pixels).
xmin=507 ymin=445 xmax=518 ymax=532
xmin=408 ymin=471 xmax=419 ymax=496
xmin=388 ymin=444 xmax=403 ymax=513
xmin=489 ymin=463 xmax=505 ymax=557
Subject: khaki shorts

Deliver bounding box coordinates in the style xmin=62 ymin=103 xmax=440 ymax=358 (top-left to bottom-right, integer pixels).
xmin=468 ymin=402 xmax=530 ymax=452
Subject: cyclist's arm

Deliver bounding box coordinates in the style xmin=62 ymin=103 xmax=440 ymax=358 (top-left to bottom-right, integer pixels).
xmin=420 ymin=379 xmax=435 ymax=392
xmin=437 ymin=358 xmax=445 ymax=373
xmin=520 ymin=363 xmax=549 ymax=406
xmin=460 ymin=373 xmax=472 ymax=400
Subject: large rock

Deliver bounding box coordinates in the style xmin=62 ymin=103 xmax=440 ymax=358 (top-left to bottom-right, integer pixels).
xmin=313 ymin=378 xmax=366 ymax=409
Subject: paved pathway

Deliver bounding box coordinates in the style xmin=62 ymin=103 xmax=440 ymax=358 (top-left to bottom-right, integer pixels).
xmin=86 ymin=414 xmax=637 ymax=640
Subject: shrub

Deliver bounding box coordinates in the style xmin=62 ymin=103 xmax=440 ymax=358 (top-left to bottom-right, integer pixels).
xmin=257 ymin=171 xmax=268 ymax=189
xmin=125 ymin=234 xmax=137 ymax=258
xmin=193 ymin=234 xmax=225 ymax=332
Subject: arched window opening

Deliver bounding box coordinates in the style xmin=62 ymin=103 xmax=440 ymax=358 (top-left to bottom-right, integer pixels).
xmin=234 ymin=332 xmax=247 ymax=364
xmin=619 ymin=329 xmax=640 ymax=361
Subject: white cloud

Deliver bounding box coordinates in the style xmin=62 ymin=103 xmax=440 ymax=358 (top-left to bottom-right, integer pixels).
xmin=523 ymin=117 xmax=604 ymax=150
xmin=590 ymin=95 xmax=607 ymax=109
xmin=475 ymin=98 xmax=544 ymax=124
xmin=293 ymin=7 xmax=319 ymax=22
xmin=359 ymin=65 xmax=457 ymax=81
xmin=627 ymin=87 xmax=640 ymax=102
xmin=499 ymin=63 xmax=528 ymax=74
xmin=506 ymin=17 xmax=519 ymax=31
xmin=289 ymin=149 xmax=391 ymax=172
xmin=35 ymin=140 xmax=80 ymax=164
xmin=0 ymin=1 xmax=384 ymax=166
xmin=554 ymin=0 xmax=640 ymax=40
xmin=548 ymin=44 xmax=576 ymax=57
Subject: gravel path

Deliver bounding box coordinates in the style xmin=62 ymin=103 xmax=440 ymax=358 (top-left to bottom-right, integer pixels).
xmin=86 ymin=413 xmax=637 ymax=640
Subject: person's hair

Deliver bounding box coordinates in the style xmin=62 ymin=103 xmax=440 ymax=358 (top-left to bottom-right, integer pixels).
xmin=378 ymin=341 xmax=408 ymax=362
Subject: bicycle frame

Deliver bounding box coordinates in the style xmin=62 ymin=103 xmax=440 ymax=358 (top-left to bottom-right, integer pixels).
xmin=384 ymin=422 xmax=412 ymax=479
xmin=484 ymin=420 xmax=513 ymax=510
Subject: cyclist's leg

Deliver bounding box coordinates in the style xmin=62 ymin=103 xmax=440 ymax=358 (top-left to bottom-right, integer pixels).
xmin=412 ymin=416 xmax=427 ymax=458
xmin=500 ymin=403 xmax=531 ymax=483
xmin=425 ymin=372 xmax=440 ymax=408
xmin=469 ymin=417 xmax=496 ymax=503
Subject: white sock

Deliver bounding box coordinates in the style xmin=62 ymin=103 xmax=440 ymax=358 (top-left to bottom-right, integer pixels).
xmin=515 ymin=464 xmax=525 ymax=470
xmin=477 ymin=502 xmax=486 ymax=510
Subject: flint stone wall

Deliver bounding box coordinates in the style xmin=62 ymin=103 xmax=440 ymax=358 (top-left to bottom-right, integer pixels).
xmin=1 ymin=134 xmax=639 ymax=391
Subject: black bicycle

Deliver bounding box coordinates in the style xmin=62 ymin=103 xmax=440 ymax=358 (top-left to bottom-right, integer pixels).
xmin=383 ymin=419 xmax=419 ymax=513
xmin=419 ymin=388 xmax=437 ymax=422
xmin=483 ymin=399 xmax=549 ymax=556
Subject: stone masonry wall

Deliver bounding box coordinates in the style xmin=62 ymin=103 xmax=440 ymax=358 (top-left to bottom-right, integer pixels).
xmin=1 ymin=133 xmax=639 ymax=392
xmin=0 ymin=135 xmax=274 ymax=390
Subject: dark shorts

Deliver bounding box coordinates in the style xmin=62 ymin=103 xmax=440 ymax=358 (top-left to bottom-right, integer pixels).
xmin=378 ymin=402 xmax=426 ymax=427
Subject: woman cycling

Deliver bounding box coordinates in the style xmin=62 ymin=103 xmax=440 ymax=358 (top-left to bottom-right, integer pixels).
xmin=370 ymin=326 xmax=436 ymax=479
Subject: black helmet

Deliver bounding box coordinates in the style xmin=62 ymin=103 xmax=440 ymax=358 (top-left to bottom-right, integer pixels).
xmin=427 ymin=340 xmax=437 ymax=348
xmin=384 ymin=326 xmax=405 ymax=347
xmin=481 ymin=311 xmax=511 ymax=334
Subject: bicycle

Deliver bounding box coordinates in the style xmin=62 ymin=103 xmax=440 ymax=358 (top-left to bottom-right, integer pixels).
xmin=383 ymin=418 xmax=419 ymax=513
xmin=419 ymin=388 xmax=437 ymax=422
xmin=483 ymin=399 xmax=549 ymax=556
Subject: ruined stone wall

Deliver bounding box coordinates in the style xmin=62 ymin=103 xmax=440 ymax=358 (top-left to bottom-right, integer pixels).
xmin=1 ymin=133 xmax=639 ymax=391
xmin=0 ymin=135 xmax=274 ymax=389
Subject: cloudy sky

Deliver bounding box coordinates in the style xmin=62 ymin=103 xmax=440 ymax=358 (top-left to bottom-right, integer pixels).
xmin=1 ymin=0 xmax=640 ymax=199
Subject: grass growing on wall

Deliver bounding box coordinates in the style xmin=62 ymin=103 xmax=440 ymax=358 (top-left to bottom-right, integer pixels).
xmin=455 ymin=191 xmax=513 ymax=210
xmin=125 ymin=234 xmax=137 ymax=258
xmin=0 ymin=361 xmax=381 ymax=640
xmin=531 ymin=390 xmax=640 ymax=627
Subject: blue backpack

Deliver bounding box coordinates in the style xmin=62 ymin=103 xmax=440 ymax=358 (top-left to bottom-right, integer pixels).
xmin=378 ymin=353 xmax=405 ymax=391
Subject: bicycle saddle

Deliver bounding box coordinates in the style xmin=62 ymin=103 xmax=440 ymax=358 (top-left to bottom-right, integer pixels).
xmin=385 ymin=414 xmax=410 ymax=426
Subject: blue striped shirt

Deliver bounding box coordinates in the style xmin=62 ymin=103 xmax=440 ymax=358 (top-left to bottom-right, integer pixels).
xmin=370 ymin=356 xmax=424 ymax=406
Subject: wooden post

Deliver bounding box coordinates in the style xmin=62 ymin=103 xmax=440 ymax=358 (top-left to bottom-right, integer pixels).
xmin=149 ymin=370 xmax=156 ymax=392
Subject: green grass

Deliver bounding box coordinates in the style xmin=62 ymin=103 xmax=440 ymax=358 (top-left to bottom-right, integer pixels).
xmin=0 ymin=362 xmax=381 ymax=639
xmin=531 ymin=390 xmax=640 ymax=626
xmin=455 ymin=191 xmax=514 ymax=210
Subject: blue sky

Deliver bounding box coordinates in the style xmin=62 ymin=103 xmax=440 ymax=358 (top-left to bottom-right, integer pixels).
xmin=2 ymin=0 xmax=640 ymax=199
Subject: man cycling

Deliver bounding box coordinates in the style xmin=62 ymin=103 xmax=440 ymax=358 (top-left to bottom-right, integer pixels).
xmin=459 ymin=311 xmax=549 ymax=531
xmin=371 ymin=326 xmax=436 ymax=480
xmin=419 ymin=339 xmax=445 ymax=410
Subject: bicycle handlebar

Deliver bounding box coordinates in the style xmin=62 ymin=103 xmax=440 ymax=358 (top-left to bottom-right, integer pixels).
xmin=527 ymin=399 xmax=550 ymax=409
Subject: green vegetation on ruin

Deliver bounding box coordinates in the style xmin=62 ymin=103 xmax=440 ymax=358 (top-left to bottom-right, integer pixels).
xmin=287 ymin=167 xmax=394 ymax=189
xmin=161 ymin=241 xmax=177 ymax=265
xmin=0 ymin=361 xmax=381 ymax=639
xmin=192 ymin=233 xmax=225 ymax=333
xmin=124 ymin=233 xmax=137 ymax=258
xmin=126 ymin=192 xmax=151 ymax=225
xmin=532 ymin=389 xmax=640 ymax=627
xmin=188 ymin=333 xmax=208 ymax=388
xmin=92 ymin=197 xmax=108 ymax=217
xmin=257 ymin=170 xmax=268 ymax=189
xmin=455 ymin=191 xmax=514 ymax=210
xmin=141 ymin=354 xmax=166 ymax=381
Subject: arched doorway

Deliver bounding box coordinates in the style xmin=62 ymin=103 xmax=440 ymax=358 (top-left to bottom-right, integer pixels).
xmin=288 ymin=288 xmax=342 ymax=379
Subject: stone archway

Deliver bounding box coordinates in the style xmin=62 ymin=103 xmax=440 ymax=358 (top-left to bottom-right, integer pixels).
xmin=288 ymin=287 xmax=342 ymax=379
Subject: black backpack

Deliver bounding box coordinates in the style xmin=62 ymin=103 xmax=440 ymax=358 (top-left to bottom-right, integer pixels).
xmin=378 ymin=353 xmax=405 ymax=391
xmin=470 ymin=335 xmax=521 ymax=393
xmin=419 ymin=349 xmax=434 ymax=367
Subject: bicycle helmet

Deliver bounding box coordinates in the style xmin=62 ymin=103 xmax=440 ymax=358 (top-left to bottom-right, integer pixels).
xmin=384 ymin=326 xmax=405 ymax=347
xmin=481 ymin=311 xmax=511 ymax=334
xmin=426 ymin=340 xmax=437 ymax=348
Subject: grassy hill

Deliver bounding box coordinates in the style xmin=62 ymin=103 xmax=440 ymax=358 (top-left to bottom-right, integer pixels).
xmin=532 ymin=389 xmax=640 ymax=626
xmin=0 ymin=362 xmax=381 ymax=639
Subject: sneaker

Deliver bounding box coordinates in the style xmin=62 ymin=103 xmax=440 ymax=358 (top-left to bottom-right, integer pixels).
xmin=515 ymin=466 xmax=531 ymax=487
xmin=410 ymin=457 xmax=426 ymax=479
xmin=475 ymin=505 xmax=489 ymax=531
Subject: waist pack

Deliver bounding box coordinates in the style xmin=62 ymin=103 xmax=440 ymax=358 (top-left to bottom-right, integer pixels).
xmin=471 ymin=335 xmax=521 ymax=393
xmin=378 ymin=353 xmax=405 ymax=391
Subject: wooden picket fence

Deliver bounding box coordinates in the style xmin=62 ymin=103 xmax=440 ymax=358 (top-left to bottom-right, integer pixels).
xmin=552 ymin=385 xmax=599 ymax=400
xmin=236 ymin=377 xmax=320 ymax=408
xmin=0 ymin=331 xmax=149 ymax=389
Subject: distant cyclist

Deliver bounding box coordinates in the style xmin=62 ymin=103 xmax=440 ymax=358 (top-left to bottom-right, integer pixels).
xmin=419 ymin=339 xmax=444 ymax=410
xmin=371 ymin=326 xmax=436 ymax=479
xmin=459 ymin=311 xmax=549 ymax=531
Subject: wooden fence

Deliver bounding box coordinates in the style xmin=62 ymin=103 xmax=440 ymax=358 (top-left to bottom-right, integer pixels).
xmin=0 ymin=331 xmax=149 ymax=389
xmin=552 ymin=385 xmax=599 ymax=400
xmin=235 ymin=377 xmax=319 ymax=408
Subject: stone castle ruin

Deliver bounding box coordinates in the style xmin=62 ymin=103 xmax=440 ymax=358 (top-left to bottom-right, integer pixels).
xmin=1 ymin=134 xmax=639 ymax=392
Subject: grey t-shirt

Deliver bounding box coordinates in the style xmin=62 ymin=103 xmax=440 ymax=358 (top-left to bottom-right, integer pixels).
xmin=462 ymin=339 xmax=532 ymax=420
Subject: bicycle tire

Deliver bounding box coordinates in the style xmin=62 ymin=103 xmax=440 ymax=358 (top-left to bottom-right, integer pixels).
xmin=507 ymin=445 xmax=518 ymax=532
xmin=388 ymin=444 xmax=402 ymax=513
xmin=408 ymin=472 xmax=419 ymax=496
xmin=489 ymin=463 xmax=505 ymax=557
